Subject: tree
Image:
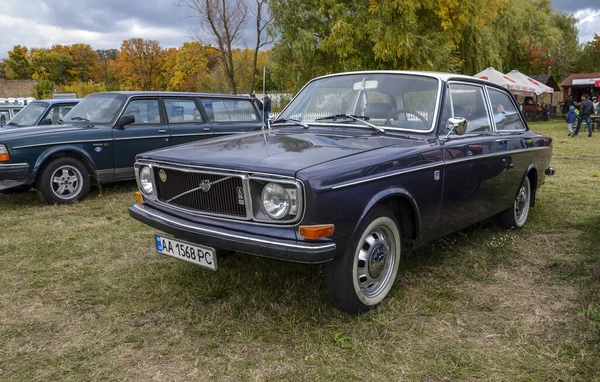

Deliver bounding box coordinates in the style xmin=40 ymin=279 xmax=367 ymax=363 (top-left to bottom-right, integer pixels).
xmin=177 ymin=0 xmax=248 ymax=93
xmin=69 ymin=44 xmax=99 ymax=83
xmin=577 ymin=34 xmax=600 ymax=74
xmin=165 ymin=42 xmax=214 ymax=92
xmin=96 ymin=49 xmax=119 ymax=90
xmin=5 ymin=45 xmax=34 ymax=79
xmin=115 ymin=38 xmax=165 ymax=90
xmin=31 ymin=46 xmax=75 ymax=85
xmin=250 ymin=0 xmax=273 ymax=93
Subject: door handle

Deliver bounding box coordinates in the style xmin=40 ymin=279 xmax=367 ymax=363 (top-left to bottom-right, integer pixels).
xmin=495 ymin=139 xmax=508 ymax=144
xmin=158 ymin=129 xmax=167 ymax=133
xmin=203 ymin=127 xmax=211 ymax=132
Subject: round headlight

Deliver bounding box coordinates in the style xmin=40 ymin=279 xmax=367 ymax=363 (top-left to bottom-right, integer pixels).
xmin=261 ymin=182 xmax=290 ymax=219
xmin=140 ymin=166 xmax=154 ymax=195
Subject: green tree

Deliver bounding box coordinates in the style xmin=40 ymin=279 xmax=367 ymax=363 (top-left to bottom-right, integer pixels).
xmin=5 ymin=45 xmax=34 ymax=79
xmin=31 ymin=46 xmax=75 ymax=85
xmin=577 ymin=34 xmax=600 ymax=74
xmin=96 ymin=49 xmax=119 ymax=90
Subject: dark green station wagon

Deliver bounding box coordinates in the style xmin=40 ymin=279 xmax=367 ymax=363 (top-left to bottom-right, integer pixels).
xmin=0 ymin=91 xmax=264 ymax=203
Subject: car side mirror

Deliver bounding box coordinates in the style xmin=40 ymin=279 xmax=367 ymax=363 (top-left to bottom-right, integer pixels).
xmin=39 ymin=118 xmax=53 ymax=125
xmin=116 ymin=114 xmax=135 ymax=128
xmin=444 ymin=117 xmax=468 ymax=139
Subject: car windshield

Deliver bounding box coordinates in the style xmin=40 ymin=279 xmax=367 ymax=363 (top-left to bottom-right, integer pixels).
xmin=63 ymin=93 xmax=126 ymax=125
xmin=278 ymin=73 xmax=440 ymax=132
xmin=7 ymin=102 xmax=48 ymax=127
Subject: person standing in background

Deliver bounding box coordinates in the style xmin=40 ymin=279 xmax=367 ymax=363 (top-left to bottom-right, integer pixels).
xmin=251 ymin=94 xmax=263 ymax=113
xmin=573 ymin=94 xmax=594 ymax=137
xmin=565 ymin=105 xmax=577 ymax=137
xmin=263 ymin=93 xmax=272 ymax=127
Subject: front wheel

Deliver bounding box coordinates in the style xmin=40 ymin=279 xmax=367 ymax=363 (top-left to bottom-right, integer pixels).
xmin=498 ymin=176 xmax=531 ymax=229
xmin=37 ymin=157 xmax=90 ymax=204
xmin=324 ymin=205 xmax=401 ymax=314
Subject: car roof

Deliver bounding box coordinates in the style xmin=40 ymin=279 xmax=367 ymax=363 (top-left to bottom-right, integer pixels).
xmin=101 ymin=91 xmax=252 ymax=99
xmin=315 ymin=70 xmax=490 ymax=85
xmin=31 ymin=99 xmax=80 ymax=104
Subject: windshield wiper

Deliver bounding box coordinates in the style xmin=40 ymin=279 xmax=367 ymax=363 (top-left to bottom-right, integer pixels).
xmin=6 ymin=122 xmax=20 ymax=127
xmin=271 ymin=118 xmax=309 ymax=129
xmin=315 ymin=114 xmax=385 ymax=134
xmin=70 ymin=117 xmax=94 ymax=128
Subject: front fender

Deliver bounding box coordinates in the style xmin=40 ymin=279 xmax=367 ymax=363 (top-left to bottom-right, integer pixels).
xmin=32 ymin=145 xmax=98 ymax=179
xmin=354 ymin=187 xmax=422 ymax=242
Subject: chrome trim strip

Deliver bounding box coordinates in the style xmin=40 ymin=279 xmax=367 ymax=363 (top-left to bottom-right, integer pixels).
xmin=0 ymin=162 xmax=29 ymax=168
xmin=113 ymin=135 xmax=169 ymax=141
xmin=132 ymin=203 xmax=336 ymax=251
xmin=13 ymin=139 xmax=105 ymax=149
xmin=332 ymin=145 xmax=551 ymax=190
xmin=333 ymin=162 xmax=444 ymax=190
xmin=170 ymin=132 xmax=213 ymax=137
xmin=135 ymin=159 xmax=297 ymax=180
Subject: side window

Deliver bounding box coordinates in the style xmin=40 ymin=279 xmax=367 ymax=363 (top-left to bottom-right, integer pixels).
xmin=123 ymin=99 xmax=161 ymax=124
xmin=165 ymin=99 xmax=203 ymax=123
xmin=487 ymin=88 xmax=526 ymax=131
xmin=449 ymin=83 xmax=491 ymax=133
xmin=47 ymin=105 xmax=74 ymax=124
xmin=200 ymin=98 xmax=259 ymax=122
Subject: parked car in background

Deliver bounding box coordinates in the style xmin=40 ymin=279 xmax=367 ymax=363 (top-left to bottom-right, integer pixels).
xmin=0 ymin=99 xmax=80 ymax=129
xmin=0 ymin=91 xmax=264 ymax=202
xmin=128 ymin=70 xmax=555 ymax=314
xmin=0 ymin=104 xmax=25 ymax=126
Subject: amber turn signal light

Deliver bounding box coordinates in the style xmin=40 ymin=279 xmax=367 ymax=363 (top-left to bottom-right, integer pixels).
xmin=0 ymin=145 xmax=10 ymax=162
xmin=299 ymin=224 xmax=334 ymax=240
xmin=135 ymin=191 xmax=144 ymax=203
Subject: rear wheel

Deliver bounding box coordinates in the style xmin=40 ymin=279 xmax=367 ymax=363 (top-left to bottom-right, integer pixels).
xmin=37 ymin=157 xmax=90 ymax=204
xmin=498 ymin=176 xmax=531 ymax=229
xmin=324 ymin=205 xmax=401 ymax=314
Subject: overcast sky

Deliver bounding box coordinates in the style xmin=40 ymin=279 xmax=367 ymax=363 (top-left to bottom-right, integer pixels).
xmin=0 ymin=0 xmax=597 ymax=60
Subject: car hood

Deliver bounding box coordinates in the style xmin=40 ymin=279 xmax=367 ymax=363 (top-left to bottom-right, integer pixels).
xmin=0 ymin=123 xmax=85 ymax=140
xmin=138 ymin=129 xmax=428 ymax=176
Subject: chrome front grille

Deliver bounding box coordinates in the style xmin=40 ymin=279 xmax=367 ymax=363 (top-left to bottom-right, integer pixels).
xmin=153 ymin=166 xmax=247 ymax=218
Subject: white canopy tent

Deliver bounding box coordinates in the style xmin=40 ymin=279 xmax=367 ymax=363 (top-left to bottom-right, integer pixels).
xmin=474 ymin=67 xmax=536 ymax=95
xmin=505 ymin=70 xmax=554 ymax=95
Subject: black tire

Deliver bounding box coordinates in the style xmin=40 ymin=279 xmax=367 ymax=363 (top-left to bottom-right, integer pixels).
xmin=497 ymin=176 xmax=531 ymax=229
xmin=37 ymin=157 xmax=90 ymax=204
xmin=324 ymin=205 xmax=401 ymax=314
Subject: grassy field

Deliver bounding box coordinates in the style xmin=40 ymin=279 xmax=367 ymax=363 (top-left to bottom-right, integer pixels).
xmin=1 ymin=120 xmax=599 ymax=381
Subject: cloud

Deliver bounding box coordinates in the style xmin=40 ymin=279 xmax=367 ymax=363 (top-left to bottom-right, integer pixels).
xmin=574 ymin=8 xmax=600 ymax=45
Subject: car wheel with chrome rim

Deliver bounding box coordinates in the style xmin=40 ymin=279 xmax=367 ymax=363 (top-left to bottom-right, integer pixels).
xmin=37 ymin=157 xmax=90 ymax=204
xmin=324 ymin=205 xmax=401 ymax=314
xmin=498 ymin=175 xmax=531 ymax=229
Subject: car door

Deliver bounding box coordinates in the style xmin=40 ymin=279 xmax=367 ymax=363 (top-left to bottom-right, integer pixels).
xmin=199 ymin=97 xmax=263 ymax=136
xmin=438 ymin=82 xmax=507 ymax=231
xmin=112 ymin=97 xmax=170 ymax=180
xmin=164 ymin=97 xmax=214 ymax=145
xmin=486 ymin=86 xmax=532 ymax=205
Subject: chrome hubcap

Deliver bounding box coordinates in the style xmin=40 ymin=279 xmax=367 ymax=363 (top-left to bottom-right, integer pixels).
xmin=51 ymin=165 xmax=83 ymax=199
xmin=356 ymin=227 xmax=396 ymax=298
xmin=514 ymin=181 xmax=530 ymax=224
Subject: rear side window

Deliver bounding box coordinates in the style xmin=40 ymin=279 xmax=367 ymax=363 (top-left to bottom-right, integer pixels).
xmin=123 ymin=99 xmax=161 ymax=124
xmin=165 ymin=99 xmax=203 ymax=123
xmin=200 ymin=98 xmax=259 ymax=122
xmin=487 ymin=88 xmax=526 ymax=131
xmin=449 ymin=83 xmax=491 ymax=133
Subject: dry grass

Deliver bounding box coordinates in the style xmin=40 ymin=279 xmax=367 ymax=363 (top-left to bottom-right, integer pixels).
xmin=1 ymin=121 xmax=599 ymax=381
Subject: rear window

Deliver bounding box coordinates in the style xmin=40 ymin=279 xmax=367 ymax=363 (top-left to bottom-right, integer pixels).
xmin=200 ymin=98 xmax=259 ymax=122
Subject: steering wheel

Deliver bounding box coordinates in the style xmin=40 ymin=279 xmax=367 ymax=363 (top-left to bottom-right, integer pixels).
xmin=385 ymin=109 xmax=429 ymax=128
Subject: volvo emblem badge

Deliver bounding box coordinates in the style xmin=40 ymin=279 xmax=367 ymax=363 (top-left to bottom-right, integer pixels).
xmin=158 ymin=169 xmax=167 ymax=182
xmin=200 ymin=180 xmax=211 ymax=192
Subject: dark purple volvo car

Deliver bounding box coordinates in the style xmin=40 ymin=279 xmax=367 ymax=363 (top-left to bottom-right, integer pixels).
xmin=128 ymin=71 xmax=554 ymax=314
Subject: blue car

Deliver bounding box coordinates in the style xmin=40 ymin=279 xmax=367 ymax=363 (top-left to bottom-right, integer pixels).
xmin=128 ymin=71 xmax=555 ymax=314
xmin=0 ymin=99 xmax=80 ymax=129
xmin=0 ymin=91 xmax=264 ymax=202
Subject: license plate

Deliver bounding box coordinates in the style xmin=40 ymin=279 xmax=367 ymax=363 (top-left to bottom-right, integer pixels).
xmin=154 ymin=234 xmax=217 ymax=270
